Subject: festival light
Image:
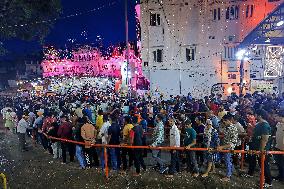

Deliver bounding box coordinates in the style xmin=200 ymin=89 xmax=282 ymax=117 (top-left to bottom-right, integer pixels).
xmin=276 ymin=20 xmax=284 ymax=27
xmin=227 ymin=87 xmax=233 ymax=94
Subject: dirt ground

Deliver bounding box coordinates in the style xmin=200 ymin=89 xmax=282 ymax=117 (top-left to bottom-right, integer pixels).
xmin=0 ymin=124 xmax=283 ymax=189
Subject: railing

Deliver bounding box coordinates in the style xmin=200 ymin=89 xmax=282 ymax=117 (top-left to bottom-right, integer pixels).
xmin=45 ymin=135 xmax=284 ymax=189
xmin=0 ymin=173 xmax=7 ymax=189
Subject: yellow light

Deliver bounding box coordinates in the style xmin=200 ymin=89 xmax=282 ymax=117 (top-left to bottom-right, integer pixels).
xmin=227 ymin=87 xmax=233 ymax=94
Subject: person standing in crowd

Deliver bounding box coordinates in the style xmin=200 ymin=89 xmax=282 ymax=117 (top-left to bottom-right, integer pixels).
xmin=140 ymin=114 xmax=148 ymax=157
xmin=96 ymin=109 xmax=104 ymax=130
xmin=274 ymin=113 xmax=284 ymax=182
xmin=107 ymin=115 xmax=121 ymax=171
xmin=130 ymin=116 xmax=146 ymax=176
xmin=83 ymin=104 xmax=93 ymax=123
xmin=246 ymin=110 xmax=256 ymax=140
xmin=4 ymin=109 xmax=14 ymax=132
xmin=75 ymin=104 xmax=83 ymax=118
xmin=151 ymin=114 xmax=168 ymax=174
xmin=57 ymin=115 xmax=75 ymax=164
xmin=202 ymin=119 xmax=220 ymax=177
xmin=97 ymin=114 xmax=111 ymax=171
xmin=121 ymin=116 xmax=134 ymax=173
xmin=33 ymin=111 xmax=44 ymax=145
xmin=17 ymin=115 xmax=29 ymax=152
xmin=10 ymin=109 xmax=18 ymax=133
xmin=207 ymin=110 xmax=220 ymax=129
xmin=42 ymin=112 xmax=56 ymax=153
xmin=217 ymin=114 xmax=238 ymax=182
xmin=73 ymin=117 xmax=86 ymax=169
xmin=246 ymin=109 xmax=273 ymax=188
xmin=184 ymin=119 xmax=199 ymax=177
xmin=48 ymin=122 xmax=61 ymax=159
xmin=218 ymin=105 xmax=227 ymax=120
xmin=194 ymin=116 xmax=205 ymax=165
xmin=231 ymin=115 xmax=246 ymax=166
xmin=166 ymin=117 xmax=180 ymax=177
xmin=81 ymin=116 xmax=97 ymax=168
xmin=27 ymin=108 xmax=35 ymax=137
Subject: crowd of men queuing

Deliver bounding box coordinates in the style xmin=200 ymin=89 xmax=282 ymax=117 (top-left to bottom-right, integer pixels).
xmin=1 ymin=84 xmax=284 ymax=188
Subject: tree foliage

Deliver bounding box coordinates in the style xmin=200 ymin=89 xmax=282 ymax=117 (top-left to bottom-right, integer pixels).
xmin=0 ymin=0 xmax=61 ymax=55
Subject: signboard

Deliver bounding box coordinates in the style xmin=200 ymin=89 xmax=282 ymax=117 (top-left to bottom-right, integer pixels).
xmin=250 ymin=80 xmax=275 ymax=93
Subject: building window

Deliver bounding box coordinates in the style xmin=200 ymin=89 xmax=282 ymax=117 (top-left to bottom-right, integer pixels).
xmin=228 ymin=35 xmax=235 ymax=42
xmin=153 ymin=49 xmax=163 ymax=62
xmin=150 ymin=13 xmax=161 ymax=26
xmin=226 ymin=5 xmax=239 ymax=20
xmin=250 ymin=5 xmax=254 ymax=17
xmin=186 ymin=48 xmax=196 ymax=61
xmin=224 ymin=46 xmax=236 ymax=59
xmin=246 ymin=5 xmax=254 ymax=18
xmin=235 ymin=6 xmax=239 ymax=19
xmin=213 ymin=8 xmax=221 ymax=21
xmin=213 ymin=9 xmax=217 ymax=20
xmin=226 ymin=8 xmax=230 ymax=19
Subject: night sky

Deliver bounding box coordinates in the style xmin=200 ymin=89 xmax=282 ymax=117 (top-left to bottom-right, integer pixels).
xmin=2 ymin=0 xmax=137 ymax=59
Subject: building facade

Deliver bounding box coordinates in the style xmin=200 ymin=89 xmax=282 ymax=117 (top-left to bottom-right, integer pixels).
xmin=140 ymin=0 xmax=284 ymax=98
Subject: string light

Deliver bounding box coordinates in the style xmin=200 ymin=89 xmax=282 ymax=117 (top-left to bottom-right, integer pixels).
xmin=0 ymin=1 xmax=118 ymax=30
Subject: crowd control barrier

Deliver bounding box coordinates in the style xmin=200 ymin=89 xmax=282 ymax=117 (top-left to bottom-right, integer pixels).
xmin=46 ymin=135 xmax=284 ymax=189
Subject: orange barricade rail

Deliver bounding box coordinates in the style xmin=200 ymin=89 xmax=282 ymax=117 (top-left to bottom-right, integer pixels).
xmin=46 ymin=135 xmax=284 ymax=189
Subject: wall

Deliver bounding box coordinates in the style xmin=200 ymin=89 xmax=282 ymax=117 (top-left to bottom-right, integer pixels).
xmin=140 ymin=0 xmax=284 ymax=98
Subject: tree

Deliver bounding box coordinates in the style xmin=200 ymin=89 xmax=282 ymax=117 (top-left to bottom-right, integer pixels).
xmin=0 ymin=0 xmax=61 ymax=55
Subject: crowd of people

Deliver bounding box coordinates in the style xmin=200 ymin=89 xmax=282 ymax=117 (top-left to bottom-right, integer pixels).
xmin=1 ymin=81 xmax=284 ymax=188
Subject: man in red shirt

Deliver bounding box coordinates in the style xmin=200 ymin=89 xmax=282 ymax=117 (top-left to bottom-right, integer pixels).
xmin=57 ymin=115 xmax=75 ymax=164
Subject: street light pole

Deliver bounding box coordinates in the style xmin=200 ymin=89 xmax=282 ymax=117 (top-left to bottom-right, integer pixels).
xmin=239 ymin=58 xmax=244 ymax=96
xmin=125 ymin=0 xmax=130 ymax=95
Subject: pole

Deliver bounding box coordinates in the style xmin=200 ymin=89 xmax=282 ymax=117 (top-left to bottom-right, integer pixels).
xmin=240 ymin=59 xmax=244 ymax=96
xmin=260 ymin=151 xmax=266 ymax=189
xmin=220 ymin=54 xmax=223 ymax=84
xmin=179 ymin=62 xmax=182 ymax=95
xmin=125 ymin=0 xmax=130 ymax=95
xmin=104 ymin=146 xmax=109 ymax=179
xmin=240 ymin=139 xmax=245 ymax=170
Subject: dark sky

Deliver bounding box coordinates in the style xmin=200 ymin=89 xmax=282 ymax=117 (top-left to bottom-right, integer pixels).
xmin=2 ymin=0 xmax=137 ymax=59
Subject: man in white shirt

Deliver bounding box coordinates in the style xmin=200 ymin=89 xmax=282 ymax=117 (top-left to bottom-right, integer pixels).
xmin=75 ymin=104 xmax=83 ymax=118
xmin=275 ymin=114 xmax=284 ymax=181
xmin=1 ymin=106 xmax=11 ymax=119
xmin=166 ymin=117 xmax=180 ymax=177
xmin=17 ymin=115 xmax=29 ymax=151
xmin=98 ymin=115 xmax=111 ymax=145
xmin=232 ymin=115 xmax=246 ymax=147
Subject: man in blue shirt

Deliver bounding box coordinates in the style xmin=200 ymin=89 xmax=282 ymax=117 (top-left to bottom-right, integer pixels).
xmin=184 ymin=119 xmax=199 ymax=177
xmin=108 ymin=116 xmax=121 ymax=171
xmin=151 ymin=114 xmax=167 ymax=174
xmin=247 ymin=109 xmax=272 ymax=188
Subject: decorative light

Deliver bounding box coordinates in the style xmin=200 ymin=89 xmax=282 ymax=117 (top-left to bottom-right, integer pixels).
xmin=227 ymin=87 xmax=233 ymax=94
xmin=236 ymin=49 xmax=248 ymax=60
xmin=276 ymin=20 xmax=284 ymax=27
